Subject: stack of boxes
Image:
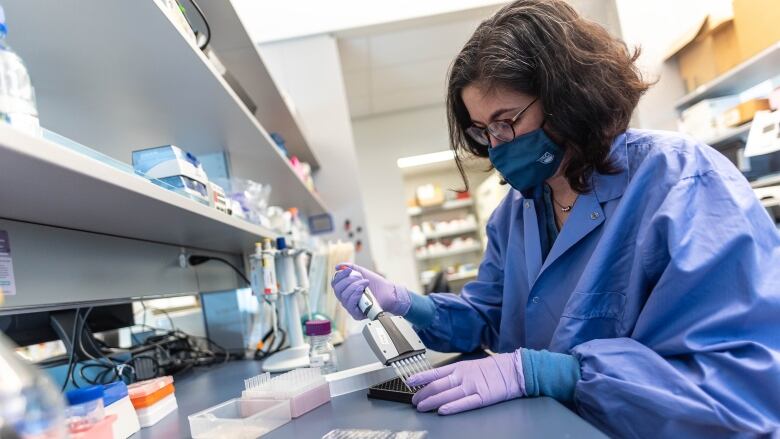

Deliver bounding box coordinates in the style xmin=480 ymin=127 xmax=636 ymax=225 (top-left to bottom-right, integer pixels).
xmin=669 ymin=1 xmax=780 ymax=143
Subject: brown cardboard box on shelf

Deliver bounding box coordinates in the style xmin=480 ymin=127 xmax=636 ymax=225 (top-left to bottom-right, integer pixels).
xmin=664 ymin=14 xmax=741 ymax=93
xmin=415 ymin=184 xmax=445 ymax=207
xmin=722 ymin=98 xmax=771 ymax=127
xmin=732 ymin=0 xmax=780 ymax=61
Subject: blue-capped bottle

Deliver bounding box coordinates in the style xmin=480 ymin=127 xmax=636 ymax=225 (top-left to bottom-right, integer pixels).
xmin=0 ymin=332 xmax=67 ymax=438
xmin=0 ymin=5 xmax=41 ymax=136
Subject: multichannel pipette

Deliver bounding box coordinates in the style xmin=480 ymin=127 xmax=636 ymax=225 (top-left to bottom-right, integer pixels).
xmin=335 ymin=267 xmax=432 ymax=390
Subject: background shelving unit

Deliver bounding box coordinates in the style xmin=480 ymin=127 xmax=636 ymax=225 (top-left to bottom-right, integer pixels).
xmin=407 ymin=198 xmax=474 ymax=217
xmin=673 ymin=41 xmax=780 ymax=227
xmin=0 ymin=125 xmax=274 ymax=254
xmin=703 ymin=122 xmax=752 ymax=151
xmin=415 ymin=243 xmax=483 ymax=261
xmin=675 ymin=43 xmax=780 ymax=110
xmin=409 ymin=196 xmax=483 ymax=292
xmin=198 ymin=0 xmax=321 ymax=170
xmin=3 ymin=0 xmax=328 ymax=218
xmin=0 ymin=0 xmax=331 ymax=310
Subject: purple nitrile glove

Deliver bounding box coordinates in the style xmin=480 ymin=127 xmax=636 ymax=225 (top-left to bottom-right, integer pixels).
xmin=331 ymin=263 xmax=411 ymax=318
xmin=408 ymin=351 xmax=526 ymax=415
xmin=330 ymin=268 xmax=371 ymax=320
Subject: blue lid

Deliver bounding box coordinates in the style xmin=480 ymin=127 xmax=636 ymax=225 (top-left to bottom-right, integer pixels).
xmin=276 ymin=236 xmax=287 ymax=250
xmin=102 ymin=381 xmax=128 ymax=406
xmin=65 ymin=386 xmax=104 ymax=406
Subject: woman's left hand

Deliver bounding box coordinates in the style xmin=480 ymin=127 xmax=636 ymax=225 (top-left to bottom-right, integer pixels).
xmin=408 ymin=352 xmax=525 ymax=415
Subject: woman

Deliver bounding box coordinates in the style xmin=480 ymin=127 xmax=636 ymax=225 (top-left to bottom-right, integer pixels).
xmin=331 ymin=1 xmax=780 ymax=437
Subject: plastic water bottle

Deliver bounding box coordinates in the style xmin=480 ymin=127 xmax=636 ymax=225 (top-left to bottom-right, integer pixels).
xmin=0 ymin=5 xmax=41 ymax=137
xmin=306 ymin=320 xmax=338 ymax=374
xmin=0 ymin=332 xmax=68 ymax=438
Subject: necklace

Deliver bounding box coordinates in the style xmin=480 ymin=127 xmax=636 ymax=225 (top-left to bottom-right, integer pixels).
xmin=552 ymin=195 xmax=576 ymax=212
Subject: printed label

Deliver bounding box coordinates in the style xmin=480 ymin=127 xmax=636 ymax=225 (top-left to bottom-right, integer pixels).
xmin=537 ymin=151 xmax=555 ymax=164
xmin=0 ymin=231 xmax=16 ymax=296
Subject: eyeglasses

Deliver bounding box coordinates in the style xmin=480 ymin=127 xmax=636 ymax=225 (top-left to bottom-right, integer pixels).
xmin=465 ymin=98 xmax=538 ymax=147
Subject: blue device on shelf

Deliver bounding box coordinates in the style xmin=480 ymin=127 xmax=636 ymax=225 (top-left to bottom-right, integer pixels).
xmin=132 ymin=145 xmax=210 ymax=205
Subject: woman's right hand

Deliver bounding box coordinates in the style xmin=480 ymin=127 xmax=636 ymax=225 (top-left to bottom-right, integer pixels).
xmin=331 ymin=263 xmax=411 ymax=319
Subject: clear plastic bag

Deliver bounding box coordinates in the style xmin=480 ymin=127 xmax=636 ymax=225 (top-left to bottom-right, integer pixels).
xmin=219 ymin=177 xmax=272 ymax=226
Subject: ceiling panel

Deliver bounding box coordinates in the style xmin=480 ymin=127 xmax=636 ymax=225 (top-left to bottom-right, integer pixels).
xmin=370 ymin=57 xmax=452 ymax=92
xmin=338 ymin=37 xmax=371 ymax=72
xmin=367 ymin=19 xmax=481 ymax=67
xmin=342 ymin=69 xmax=371 ymax=99
xmin=339 ymin=1 xmax=620 ymax=119
xmin=371 ymin=86 xmax=444 ymax=114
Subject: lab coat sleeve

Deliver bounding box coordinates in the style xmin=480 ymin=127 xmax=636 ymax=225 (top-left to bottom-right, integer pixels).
xmin=571 ymin=170 xmax=780 ymax=438
xmin=414 ymin=220 xmax=505 ymax=353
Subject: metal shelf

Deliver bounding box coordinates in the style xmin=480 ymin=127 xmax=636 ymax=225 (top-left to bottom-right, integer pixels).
xmin=704 ymin=122 xmax=752 ymax=150
xmin=0 ymin=125 xmax=275 ymax=254
xmin=416 ymin=244 xmax=483 ymax=261
xmin=413 ymin=225 xmax=479 ymax=247
xmin=752 ymin=173 xmax=780 ymax=189
xmin=447 ymin=270 xmax=479 ymax=282
xmin=198 ymin=0 xmax=320 ymax=170
xmin=2 ymin=0 xmax=327 ymax=216
xmin=676 ymin=42 xmax=780 ymax=111
xmin=408 ymin=199 xmax=474 ymax=217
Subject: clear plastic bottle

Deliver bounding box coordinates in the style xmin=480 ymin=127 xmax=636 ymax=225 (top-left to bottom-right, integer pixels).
xmin=0 ymin=5 xmax=41 ymax=137
xmin=0 ymin=332 xmax=67 ymax=439
xmin=306 ymin=320 xmax=338 ymax=374
xmin=64 ymin=386 xmax=105 ymax=433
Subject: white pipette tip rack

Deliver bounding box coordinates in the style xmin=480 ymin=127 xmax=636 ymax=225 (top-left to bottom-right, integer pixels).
xmin=243 ymin=368 xmax=330 ymax=418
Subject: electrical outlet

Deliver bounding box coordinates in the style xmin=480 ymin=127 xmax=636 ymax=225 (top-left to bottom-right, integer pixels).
xmin=179 ymin=248 xmax=189 ymax=268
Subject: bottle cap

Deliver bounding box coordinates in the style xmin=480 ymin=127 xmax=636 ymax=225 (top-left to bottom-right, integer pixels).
xmin=305 ymin=320 xmax=331 ymax=336
xmin=276 ymin=236 xmax=287 ymax=250
xmin=65 ymin=385 xmax=104 ymax=406
xmin=102 ymin=381 xmax=128 ymax=407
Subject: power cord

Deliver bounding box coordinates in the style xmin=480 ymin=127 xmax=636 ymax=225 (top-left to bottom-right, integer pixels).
xmin=180 ymin=0 xmax=211 ymax=50
xmin=56 ymin=307 xmax=83 ymax=391
xmin=188 ymin=255 xmax=250 ymax=285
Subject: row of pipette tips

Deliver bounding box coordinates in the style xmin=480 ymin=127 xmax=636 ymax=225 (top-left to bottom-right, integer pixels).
xmin=244 ymin=368 xmax=324 ymax=394
xmin=392 ymin=354 xmax=432 ymax=392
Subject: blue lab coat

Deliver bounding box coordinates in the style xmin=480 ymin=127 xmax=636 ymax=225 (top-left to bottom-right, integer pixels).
xmin=417 ymin=129 xmax=780 ymax=437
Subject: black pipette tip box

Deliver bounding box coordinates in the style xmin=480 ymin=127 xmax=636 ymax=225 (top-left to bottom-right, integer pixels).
xmin=367 ymin=377 xmax=417 ymax=404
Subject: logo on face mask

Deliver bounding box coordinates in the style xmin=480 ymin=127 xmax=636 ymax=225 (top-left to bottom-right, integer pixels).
xmin=537 ymin=151 xmax=555 ymax=165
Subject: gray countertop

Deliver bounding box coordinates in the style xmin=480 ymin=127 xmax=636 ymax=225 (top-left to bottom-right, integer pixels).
xmin=134 ymin=335 xmax=606 ymax=438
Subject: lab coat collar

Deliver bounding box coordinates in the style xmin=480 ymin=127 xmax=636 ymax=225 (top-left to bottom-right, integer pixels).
xmin=519 ymin=131 xmax=629 ymax=203
xmin=592 ymin=131 xmax=629 ymax=203
xmin=521 ymin=131 xmax=629 ymax=287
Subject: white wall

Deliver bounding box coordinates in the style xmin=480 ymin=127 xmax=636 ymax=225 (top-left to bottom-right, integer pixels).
xmin=615 ymin=0 xmax=730 ymax=129
xmin=257 ymin=36 xmax=376 ymax=268
xmin=232 ymin=0 xmax=509 ymax=44
xmin=352 ymin=105 xmax=494 ymax=291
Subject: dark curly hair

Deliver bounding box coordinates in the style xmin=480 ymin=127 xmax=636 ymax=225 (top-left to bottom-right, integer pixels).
xmin=447 ymin=0 xmax=651 ymax=192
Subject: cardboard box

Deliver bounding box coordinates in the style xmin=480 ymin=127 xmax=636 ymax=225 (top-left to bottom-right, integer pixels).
xmin=732 ymin=0 xmax=780 ymax=61
xmin=415 ymin=184 xmax=445 ymax=207
xmin=722 ymin=98 xmax=771 ymax=127
xmin=665 ymin=13 xmax=742 ymax=93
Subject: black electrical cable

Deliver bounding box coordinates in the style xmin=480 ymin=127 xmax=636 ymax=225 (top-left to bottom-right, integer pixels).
xmin=58 ymin=307 xmax=81 ymax=392
xmin=188 ymin=255 xmax=251 ymax=285
xmin=181 ymin=0 xmax=211 ymax=50
xmin=69 ymin=307 xmax=96 ymax=389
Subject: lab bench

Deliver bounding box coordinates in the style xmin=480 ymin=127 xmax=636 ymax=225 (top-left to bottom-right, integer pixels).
xmin=133 ymin=335 xmax=606 ymax=438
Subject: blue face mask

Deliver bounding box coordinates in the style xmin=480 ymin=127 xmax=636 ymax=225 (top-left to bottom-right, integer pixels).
xmin=487 ymin=128 xmax=564 ymax=192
